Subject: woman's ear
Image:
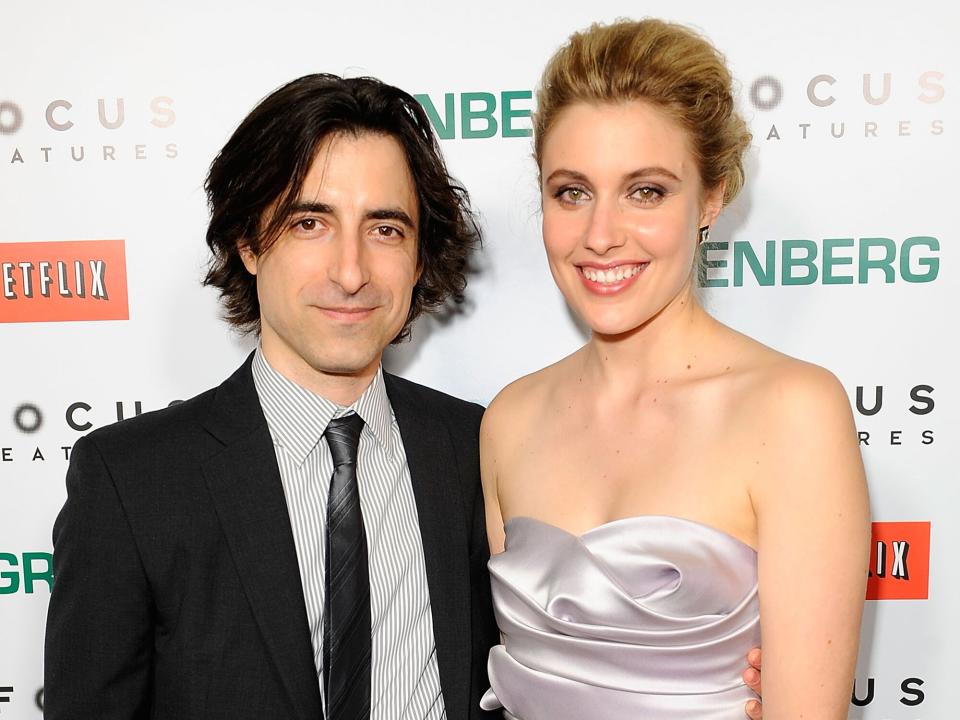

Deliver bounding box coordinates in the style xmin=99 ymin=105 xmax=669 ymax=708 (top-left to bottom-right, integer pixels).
xmin=700 ymin=182 xmax=726 ymax=230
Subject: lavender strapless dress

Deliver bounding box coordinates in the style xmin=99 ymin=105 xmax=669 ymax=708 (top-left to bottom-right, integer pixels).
xmin=480 ymin=515 xmax=760 ymax=719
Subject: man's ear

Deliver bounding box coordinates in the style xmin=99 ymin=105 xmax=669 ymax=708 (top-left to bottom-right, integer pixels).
xmin=413 ymin=237 xmax=424 ymax=285
xmin=238 ymin=240 xmax=258 ymax=275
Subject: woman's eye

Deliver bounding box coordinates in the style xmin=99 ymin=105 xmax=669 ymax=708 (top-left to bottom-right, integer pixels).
xmin=556 ymin=186 xmax=589 ymax=204
xmin=631 ymin=186 xmax=665 ymax=203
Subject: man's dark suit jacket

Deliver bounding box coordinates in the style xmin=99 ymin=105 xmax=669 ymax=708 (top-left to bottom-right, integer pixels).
xmin=44 ymin=355 xmax=500 ymax=719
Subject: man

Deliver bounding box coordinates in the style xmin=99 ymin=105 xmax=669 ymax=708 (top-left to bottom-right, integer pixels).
xmin=44 ymin=74 xmax=765 ymax=719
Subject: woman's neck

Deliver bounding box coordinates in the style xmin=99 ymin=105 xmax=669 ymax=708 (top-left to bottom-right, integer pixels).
xmin=580 ymin=285 xmax=718 ymax=396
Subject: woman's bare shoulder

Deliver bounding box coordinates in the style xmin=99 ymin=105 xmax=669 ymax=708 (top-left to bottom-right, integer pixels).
xmin=717 ymin=327 xmax=850 ymax=419
xmin=481 ymin=351 xmax=580 ymax=443
xmin=743 ymin=349 xmax=847 ymax=424
xmin=716 ymin=329 xmax=860 ymax=494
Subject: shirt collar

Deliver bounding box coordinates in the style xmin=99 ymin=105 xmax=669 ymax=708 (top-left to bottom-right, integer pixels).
xmin=251 ymin=346 xmax=396 ymax=466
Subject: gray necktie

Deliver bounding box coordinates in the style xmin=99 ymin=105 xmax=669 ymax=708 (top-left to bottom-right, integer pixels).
xmin=322 ymin=413 xmax=371 ymax=719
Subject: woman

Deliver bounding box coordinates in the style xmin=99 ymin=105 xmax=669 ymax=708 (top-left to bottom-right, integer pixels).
xmin=479 ymin=19 xmax=870 ymax=720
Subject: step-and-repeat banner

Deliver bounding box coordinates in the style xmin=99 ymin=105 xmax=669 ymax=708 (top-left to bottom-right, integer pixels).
xmin=1 ymin=2 xmax=956 ymax=717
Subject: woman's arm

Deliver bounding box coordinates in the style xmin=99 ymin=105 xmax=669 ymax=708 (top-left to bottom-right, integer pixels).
xmin=752 ymin=364 xmax=871 ymax=718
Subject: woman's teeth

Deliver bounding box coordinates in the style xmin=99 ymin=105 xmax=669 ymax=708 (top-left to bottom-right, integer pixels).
xmin=581 ymin=264 xmax=644 ymax=284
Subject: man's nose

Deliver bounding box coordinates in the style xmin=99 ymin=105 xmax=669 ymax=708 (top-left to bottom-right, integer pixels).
xmin=329 ymin=231 xmax=369 ymax=294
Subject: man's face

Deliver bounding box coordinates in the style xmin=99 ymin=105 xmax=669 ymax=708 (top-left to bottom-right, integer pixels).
xmin=240 ymin=132 xmax=420 ymax=390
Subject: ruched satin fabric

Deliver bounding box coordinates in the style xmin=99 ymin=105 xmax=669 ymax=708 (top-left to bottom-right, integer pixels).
xmin=480 ymin=515 xmax=760 ymax=719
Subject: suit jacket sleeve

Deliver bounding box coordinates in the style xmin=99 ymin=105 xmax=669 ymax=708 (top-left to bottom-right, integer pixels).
xmin=44 ymin=435 xmax=154 ymax=720
xmin=459 ymin=404 xmax=501 ymax=720
xmin=470 ymin=473 xmax=501 ymax=720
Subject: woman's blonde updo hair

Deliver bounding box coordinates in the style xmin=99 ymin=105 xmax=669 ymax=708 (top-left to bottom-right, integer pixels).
xmin=534 ymin=18 xmax=751 ymax=207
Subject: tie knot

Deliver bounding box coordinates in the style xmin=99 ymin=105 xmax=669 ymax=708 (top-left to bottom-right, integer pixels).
xmin=324 ymin=413 xmax=364 ymax=467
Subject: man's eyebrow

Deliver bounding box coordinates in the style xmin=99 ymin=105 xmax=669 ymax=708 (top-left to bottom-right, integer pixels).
xmin=288 ymin=201 xmax=335 ymax=215
xmin=364 ymin=207 xmax=417 ymax=230
xmin=545 ymin=167 xmax=682 ymax=184
xmin=285 ymin=201 xmax=416 ymax=231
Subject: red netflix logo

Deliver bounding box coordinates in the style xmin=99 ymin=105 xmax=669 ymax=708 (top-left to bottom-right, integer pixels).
xmin=866 ymin=522 xmax=930 ymax=600
xmin=0 ymin=240 xmax=128 ymax=323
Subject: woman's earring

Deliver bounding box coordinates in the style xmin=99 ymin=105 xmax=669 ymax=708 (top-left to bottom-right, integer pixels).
xmin=698 ymin=226 xmax=710 ymax=244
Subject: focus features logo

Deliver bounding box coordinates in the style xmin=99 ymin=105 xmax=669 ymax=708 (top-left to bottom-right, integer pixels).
xmin=866 ymin=522 xmax=931 ymax=601
xmin=854 ymin=384 xmax=935 ymax=448
xmin=0 ymin=240 xmax=128 ymax=323
xmin=2 ymin=398 xmax=179 ymax=464
xmin=749 ymin=71 xmax=944 ymax=142
xmin=850 ymin=676 xmax=925 ymax=713
xmin=0 ymin=95 xmax=178 ymax=165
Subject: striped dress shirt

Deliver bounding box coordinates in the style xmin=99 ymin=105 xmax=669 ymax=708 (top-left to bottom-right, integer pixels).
xmin=252 ymin=348 xmax=445 ymax=719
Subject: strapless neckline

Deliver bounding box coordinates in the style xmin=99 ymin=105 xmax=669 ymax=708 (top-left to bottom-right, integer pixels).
xmin=503 ymin=514 xmax=758 ymax=553
xmin=482 ymin=511 xmax=761 ymax=719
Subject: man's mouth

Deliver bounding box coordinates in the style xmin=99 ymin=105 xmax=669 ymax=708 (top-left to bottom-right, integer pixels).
xmin=316 ymin=306 xmax=376 ymax=322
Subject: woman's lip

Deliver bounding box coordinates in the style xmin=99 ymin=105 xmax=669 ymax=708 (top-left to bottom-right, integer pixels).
xmin=576 ymin=260 xmax=647 ymax=270
xmin=576 ymin=263 xmax=647 ymax=295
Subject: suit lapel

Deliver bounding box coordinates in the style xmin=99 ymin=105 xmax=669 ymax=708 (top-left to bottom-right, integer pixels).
xmin=385 ymin=374 xmax=472 ymax=720
xmin=200 ymin=356 xmax=323 ymax=720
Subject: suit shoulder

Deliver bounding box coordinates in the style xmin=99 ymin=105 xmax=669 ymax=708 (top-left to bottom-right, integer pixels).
xmin=82 ymin=384 xmax=219 ymax=457
xmin=384 ymin=373 xmax=484 ymax=425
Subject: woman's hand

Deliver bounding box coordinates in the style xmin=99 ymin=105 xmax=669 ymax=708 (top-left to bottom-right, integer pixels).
xmin=743 ymin=648 xmax=762 ymax=718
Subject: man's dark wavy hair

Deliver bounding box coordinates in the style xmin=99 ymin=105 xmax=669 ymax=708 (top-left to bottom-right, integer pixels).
xmin=203 ymin=73 xmax=480 ymax=342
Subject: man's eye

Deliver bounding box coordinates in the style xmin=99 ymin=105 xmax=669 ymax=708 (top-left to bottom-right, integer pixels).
xmin=376 ymin=225 xmax=402 ymax=238
xmin=295 ymin=218 xmax=319 ymax=231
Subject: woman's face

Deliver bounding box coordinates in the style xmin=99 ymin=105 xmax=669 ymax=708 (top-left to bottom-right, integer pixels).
xmin=540 ymin=101 xmax=721 ymax=338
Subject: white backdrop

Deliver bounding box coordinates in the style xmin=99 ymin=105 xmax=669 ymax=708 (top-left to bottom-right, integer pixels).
xmin=1 ymin=1 xmax=956 ymax=717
